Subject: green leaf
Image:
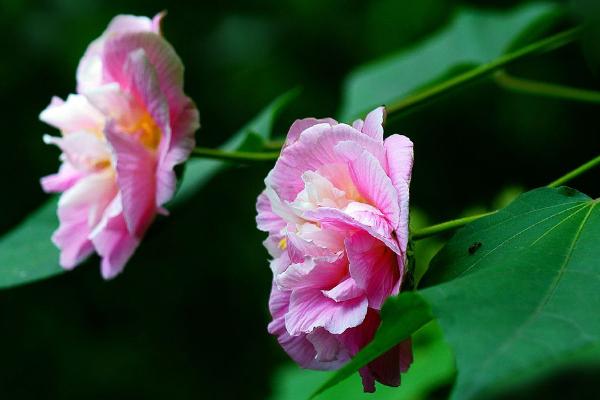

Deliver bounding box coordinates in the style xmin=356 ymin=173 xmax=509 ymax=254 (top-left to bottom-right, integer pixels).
xmin=420 ymin=187 xmax=600 ymax=400
xmin=0 ymin=199 xmax=62 ymax=289
xmin=339 ymin=2 xmax=560 ymax=121
xmin=0 ymin=89 xmax=298 ymax=289
xmin=311 ymin=291 xmax=433 ymax=398
xmin=271 ymin=321 xmax=455 ymax=400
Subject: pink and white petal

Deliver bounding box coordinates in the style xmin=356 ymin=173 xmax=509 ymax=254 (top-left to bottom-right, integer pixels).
xmin=105 ymin=123 xmax=157 ymax=237
xmin=53 ymin=172 xmax=117 ymax=269
xmin=52 ymin=204 xmax=95 ymax=269
xmin=43 ymin=132 xmax=111 ymax=173
xmin=269 ymin=284 xmax=350 ymax=370
xmin=269 ymin=123 xmax=386 ymax=201
xmin=346 ymin=230 xmax=400 ymax=310
xmin=256 ymin=191 xmax=286 ymax=234
xmin=156 ymin=99 xmax=198 ymax=206
xmin=284 ymin=117 xmax=337 ymax=148
xmin=343 ymin=201 xmax=393 ymax=239
xmin=270 ymin=252 xmax=291 ymax=276
xmin=351 ymin=119 xmax=364 ymax=131
xmin=58 ymin=170 xmax=117 ymax=227
xmin=336 ymin=141 xmax=400 ymax=229
xmin=39 ymin=94 xmax=104 ymax=134
xmin=262 ymin=185 xmax=302 ymax=226
xmin=286 ymin=230 xmax=334 ymax=263
xmin=102 ymin=32 xmax=185 ymax=117
xmin=275 ymin=254 xmax=346 ymax=291
xmin=286 ymin=287 xmax=368 ymax=335
xmin=322 ymin=277 xmax=364 ymax=302
xmin=306 ymin=328 xmax=350 ymax=364
xmin=384 ymin=134 xmax=414 ymax=186
xmin=304 ymin=207 xmax=400 ymax=255
xmin=104 ymin=14 xmax=156 ymax=35
xmin=120 ymin=48 xmax=171 ymax=145
xmin=396 ymin=177 xmax=411 ymax=253
xmin=360 ymin=106 xmax=386 ymax=142
xmin=83 ymin=83 xmax=138 ymax=125
xmin=77 ymin=14 xmax=158 ymax=92
xmin=41 ymin=163 xmax=84 ymax=193
xmin=91 ymin=212 xmax=140 ymax=279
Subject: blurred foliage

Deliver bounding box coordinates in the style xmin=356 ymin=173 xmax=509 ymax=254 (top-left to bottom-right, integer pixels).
xmin=1 ymin=0 xmax=600 ymax=399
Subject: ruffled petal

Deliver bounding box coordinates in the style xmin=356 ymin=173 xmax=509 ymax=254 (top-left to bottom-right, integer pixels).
xmin=53 ymin=171 xmax=117 ymax=269
xmin=286 ymin=287 xmax=368 ymax=335
xmin=269 ymin=123 xmax=386 ymax=201
xmin=346 ymin=230 xmax=399 ymax=310
xmin=268 ymin=285 xmax=348 ymax=370
xmin=335 ymin=141 xmax=400 ymax=229
xmin=275 ymin=253 xmax=347 ymax=291
xmin=105 ymin=122 xmax=157 ymax=237
xmin=359 ymin=106 xmax=385 ymax=142
xmin=91 ymin=211 xmax=140 ymax=280
xmin=284 ymin=117 xmax=337 ymax=148
xmin=77 ymin=14 xmax=159 ymax=92
xmin=39 ymin=94 xmax=104 ymax=134
xmin=41 ymin=163 xmax=84 ymax=193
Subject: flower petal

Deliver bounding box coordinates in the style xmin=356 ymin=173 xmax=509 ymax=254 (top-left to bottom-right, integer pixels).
xmin=269 ymin=123 xmax=386 ymax=201
xmin=346 ymin=230 xmax=400 ymax=310
xmin=286 ymin=287 xmax=368 ymax=335
xmin=76 ymin=14 xmax=159 ymax=92
xmin=91 ymin=211 xmax=140 ymax=279
xmin=39 ymin=95 xmax=104 ymax=134
xmin=54 ymin=172 xmax=117 ymax=269
xmin=268 ymin=285 xmax=348 ymax=370
xmin=256 ymin=190 xmax=286 ymax=234
xmin=275 ymin=253 xmax=346 ymax=291
xmin=105 ymin=122 xmax=157 ymax=237
xmin=41 ymin=163 xmax=84 ymax=193
xmin=360 ymin=106 xmax=385 ymax=142
xmin=284 ymin=117 xmax=337 ymax=148
xmin=336 ymin=141 xmax=400 ymax=229
xmin=384 ymin=134 xmax=413 ymax=186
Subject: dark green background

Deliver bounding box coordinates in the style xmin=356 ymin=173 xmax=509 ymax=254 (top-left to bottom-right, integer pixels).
xmin=1 ymin=0 xmax=599 ymax=398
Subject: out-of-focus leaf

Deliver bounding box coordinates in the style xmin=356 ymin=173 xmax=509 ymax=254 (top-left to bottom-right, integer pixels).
xmin=271 ymin=321 xmax=454 ymax=400
xmin=0 ymin=199 xmax=62 ymax=289
xmin=339 ymin=2 xmax=561 ymax=121
xmin=0 ymin=90 xmax=298 ymax=289
xmin=311 ymin=292 xmax=433 ymax=398
xmin=173 ymin=88 xmax=299 ymax=205
xmin=420 ymin=187 xmax=600 ymax=400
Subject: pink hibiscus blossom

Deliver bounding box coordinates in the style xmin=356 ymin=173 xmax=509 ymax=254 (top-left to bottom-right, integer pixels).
xmin=40 ymin=13 xmax=199 ymax=279
xmin=256 ymin=107 xmax=414 ymax=391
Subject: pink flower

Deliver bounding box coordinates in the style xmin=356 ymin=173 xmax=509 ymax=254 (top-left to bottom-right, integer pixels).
xmin=40 ymin=14 xmax=199 ymax=279
xmin=256 ymin=107 xmax=414 ymax=391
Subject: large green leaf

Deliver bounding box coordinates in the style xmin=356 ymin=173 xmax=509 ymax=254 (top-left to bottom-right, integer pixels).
xmin=338 ymin=2 xmax=560 ymax=121
xmin=272 ymin=321 xmax=455 ymax=400
xmin=420 ymin=187 xmax=600 ymax=399
xmin=0 ymin=90 xmax=297 ymax=289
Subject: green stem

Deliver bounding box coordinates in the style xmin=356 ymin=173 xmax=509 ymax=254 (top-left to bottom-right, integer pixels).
xmin=411 ymin=212 xmax=496 ymax=241
xmin=547 ymin=154 xmax=600 ymax=188
xmin=190 ymin=147 xmax=280 ymax=163
xmin=495 ymin=71 xmax=600 ymax=103
xmin=412 ymin=152 xmax=600 ymax=240
xmin=386 ymin=26 xmax=582 ymax=116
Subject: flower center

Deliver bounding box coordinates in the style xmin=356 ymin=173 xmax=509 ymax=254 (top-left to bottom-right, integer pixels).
xmin=124 ymin=111 xmax=161 ymax=150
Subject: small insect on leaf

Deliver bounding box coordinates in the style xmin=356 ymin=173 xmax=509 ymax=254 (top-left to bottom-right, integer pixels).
xmin=468 ymin=242 xmax=482 ymax=255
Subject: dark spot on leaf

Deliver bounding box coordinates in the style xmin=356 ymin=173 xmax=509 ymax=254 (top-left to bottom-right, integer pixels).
xmin=468 ymin=242 xmax=482 ymax=255
xmin=558 ymin=187 xmax=577 ymax=197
